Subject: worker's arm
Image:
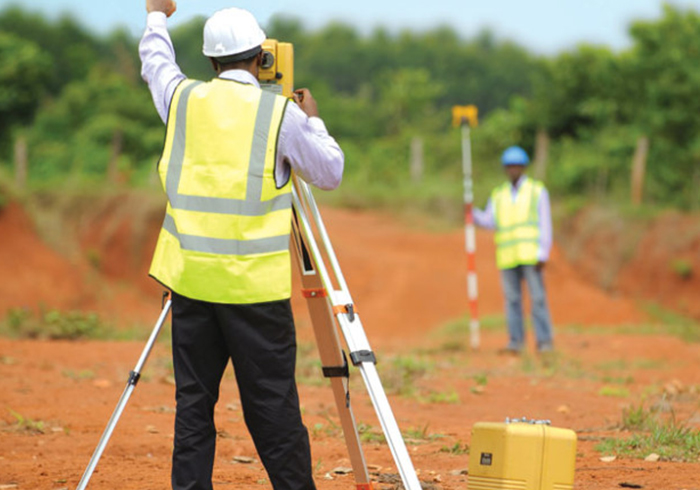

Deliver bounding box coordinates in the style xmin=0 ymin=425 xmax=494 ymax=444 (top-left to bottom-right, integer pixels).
xmin=139 ymin=9 xmax=185 ymax=124
xmin=472 ymin=199 xmax=496 ymax=229
xmin=277 ymin=90 xmax=344 ymax=191
xmin=537 ymin=188 xmax=553 ymax=265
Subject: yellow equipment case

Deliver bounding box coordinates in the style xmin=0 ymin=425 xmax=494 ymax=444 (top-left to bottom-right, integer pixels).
xmin=467 ymin=418 xmax=577 ymax=490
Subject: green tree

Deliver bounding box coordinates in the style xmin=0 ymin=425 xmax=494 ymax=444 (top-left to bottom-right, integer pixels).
xmin=27 ymin=67 xmax=162 ymax=184
xmin=170 ymin=16 xmax=211 ymax=80
xmin=0 ymin=6 xmax=103 ymax=96
xmin=531 ymin=44 xmax=623 ymax=139
xmin=0 ymin=32 xmax=51 ymax=152
xmin=627 ymin=4 xmax=700 ymax=207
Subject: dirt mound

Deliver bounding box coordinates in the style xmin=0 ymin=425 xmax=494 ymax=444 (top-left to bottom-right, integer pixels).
xmin=558 ymin=206 xmax=700 ymax=321
xmin=1 ymin=199 xmax=649 ymax=343
xmin=0 ymin=202 xmax=87 ymax=313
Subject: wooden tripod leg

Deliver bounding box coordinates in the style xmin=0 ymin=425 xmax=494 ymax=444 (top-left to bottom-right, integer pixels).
xmin=291 ymin=238 xmax=372 ymax=488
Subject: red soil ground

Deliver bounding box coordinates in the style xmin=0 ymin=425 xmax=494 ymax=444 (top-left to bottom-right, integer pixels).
xmin=0 ymin=200 xmax=698 ymax=490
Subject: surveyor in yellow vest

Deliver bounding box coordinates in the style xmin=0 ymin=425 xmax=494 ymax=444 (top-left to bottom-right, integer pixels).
xmin=140 ymin=2 xmax=344 ymax=489
xmin=473 ymin=146 xmax=554 ymax=355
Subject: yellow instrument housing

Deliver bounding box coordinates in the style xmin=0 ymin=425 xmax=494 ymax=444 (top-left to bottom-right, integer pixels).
xmin=467 ymin=421 xmax=577 ymax=490
xmin=260 ymin=39 xmax=294 ymax=98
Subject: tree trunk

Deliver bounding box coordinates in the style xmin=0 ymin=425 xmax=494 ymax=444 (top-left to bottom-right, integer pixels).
xmin=596 ymin=161 xmax=609 ymax=198
xmin=693 ymin=164 xmax=700 ymax=211
xmin=631 ymin=136 xmax=649 ymax=206
xmin=533 ymin=129 xmax=549 ymax=181
xmin=14 ymin=134 xmax=28 ymax=189
xmin=410 ymin=136 xmax=424 ymax=183
xmin=108 ymin=129 xmax=124 ymax=184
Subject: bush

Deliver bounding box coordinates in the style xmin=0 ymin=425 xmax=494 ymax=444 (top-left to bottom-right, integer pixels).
xmin=3 ymin=307 xmax=110 ymax=340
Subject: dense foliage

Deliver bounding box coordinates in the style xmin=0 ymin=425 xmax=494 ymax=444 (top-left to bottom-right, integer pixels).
xmin=0 ymin=4 xmax=698 ymax=212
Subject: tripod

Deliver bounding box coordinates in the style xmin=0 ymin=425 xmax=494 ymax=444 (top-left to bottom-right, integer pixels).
xmin=75 ymin=176 xmax=422 ymax=490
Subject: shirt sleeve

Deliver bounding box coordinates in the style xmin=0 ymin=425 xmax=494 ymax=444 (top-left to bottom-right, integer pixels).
xmin=472 ymin=198 xmax=496 ymax=229
xmin=139 ymin=12 xmax=186 ymax=124
xmin=276 ymin=102 xmax=344 ymax=190
xmin=537 ymin=187 xmax=553 ymax=262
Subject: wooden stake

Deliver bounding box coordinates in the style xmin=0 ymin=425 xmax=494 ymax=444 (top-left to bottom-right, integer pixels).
xmin=631 ymin=136 xmax=649 ymax=206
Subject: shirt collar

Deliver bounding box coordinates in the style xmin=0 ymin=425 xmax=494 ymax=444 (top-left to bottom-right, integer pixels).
xmin=218 ymin=69 xmax=260 ymax=88
xmin=511 ymin=175 xmax=527 ymax=190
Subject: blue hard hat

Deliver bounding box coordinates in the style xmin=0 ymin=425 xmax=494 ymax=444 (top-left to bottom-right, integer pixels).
xmin=501 ymin=146 xmax=530 ymax=166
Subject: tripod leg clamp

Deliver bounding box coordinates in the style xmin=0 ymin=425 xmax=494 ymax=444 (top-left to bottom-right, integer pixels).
xmin=322 ymin=352 xmax=352 ymax=408
xmin=333 ymin=303 xmax=357 ymax=322
xmin=128 ymin=370 xmax=141 ymax=386
xmin=161 ymin=290 xmax=171 ymax=308
xmin=349 ymin=350 xmax=376 ymax=366
xmin=322 ymin=351 xmax=350 ymax=379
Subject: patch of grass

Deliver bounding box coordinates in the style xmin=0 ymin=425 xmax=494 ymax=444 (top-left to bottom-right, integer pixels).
xmin=428 ymin=315 xmax=504 ymax=355
xmin=601 ymin=375 xmax=635 ymax=385
xmin=8 ymin=409 xmax=46 ymax=434
xmin=437 ymin=314 xmax=504 ymax=338
xmin=632 ymin=358 xmax=665 ymax=370
xmin=85 ymin=247 xmax=102 ymax=269
xmin=419 ymin=389 xmax=460 ymax=404
xmin=62 ymin=369 xmax=96 ymax=380
xmin=641 ymin=303 xmax=700 ymax=343
xmin=597 ymin=407 xmax=700 ymax=462
xmin=1 ymin=308 xmax=113 ymax=340
xmin=669 ymin=259 xmax=693 ymax=280
xmin=311 ymin=412 xmax=343 ymax=439
xmin=620 ymin=404 xmax=653 ymax=430
xmin=554 ymin=357 xmax=591 ymax=380
xmin=380 ymin=355 xmax=433 ymax=397
xmin=402 ymin=424 xmax=445 ymax=444
xmin=595 ymin=359 xmax=629 ymax=371
xmin=439 ymin=441 xmax=470 ymax=455
xmin=357 ymin=423 xmax=386 ymax=444
xmin=559 ymin=312 xmax=700 ymax=343
xmin=599 ymin=386 xmax=631 ymax=398
xmin=432 ymin=339 xmax=467 ymax=354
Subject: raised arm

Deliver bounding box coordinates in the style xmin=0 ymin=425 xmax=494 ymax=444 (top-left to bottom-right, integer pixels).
xmin=139 ymin=0 xmax=185 ymax=123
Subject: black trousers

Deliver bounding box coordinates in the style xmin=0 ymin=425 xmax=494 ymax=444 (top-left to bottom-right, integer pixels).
xmin=170 ymin=292 xmax=316 ymax=490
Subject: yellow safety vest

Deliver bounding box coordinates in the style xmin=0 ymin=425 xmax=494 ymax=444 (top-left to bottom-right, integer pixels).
xmin=492 ymin=177 xmax=544 ymax=270
xmin=150 ymin=78 xmax=292 ymax=304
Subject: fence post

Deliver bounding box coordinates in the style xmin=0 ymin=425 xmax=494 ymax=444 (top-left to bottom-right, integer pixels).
xmin=14 ymin=134 xmax=28 ymax=189
xmin=533 ymin=129 xmax=549 ymax=181
xmin=108 ymin=129 xmax=124 ymax=184
xmin=631 ymin=136 xmax=649 ymax=206
xmin=410 ymin=136 xmax=424 ymax=184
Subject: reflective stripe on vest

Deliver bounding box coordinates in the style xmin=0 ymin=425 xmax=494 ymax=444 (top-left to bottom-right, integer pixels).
xmin=492 ymin=177 xmax=543 ymax=270
xmin=149 ymin=78 xmax=292 ymax=303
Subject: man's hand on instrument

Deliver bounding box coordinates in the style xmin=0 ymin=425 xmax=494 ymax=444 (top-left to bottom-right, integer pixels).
xmin=147 ymin=0 xmax=177 ymax=17
xmin=293 ymin=89 xmax=319 ymax=118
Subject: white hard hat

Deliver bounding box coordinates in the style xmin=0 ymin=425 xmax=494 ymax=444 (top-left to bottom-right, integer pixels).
xmin=202 ymin=7 xmax=266 ymax=60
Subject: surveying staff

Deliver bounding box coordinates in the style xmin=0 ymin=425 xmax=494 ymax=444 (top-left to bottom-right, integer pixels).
xmin=139 ymin=1 xmax=344 ymax=489
xmin=473 ymin=146 xmax=554 ymax=355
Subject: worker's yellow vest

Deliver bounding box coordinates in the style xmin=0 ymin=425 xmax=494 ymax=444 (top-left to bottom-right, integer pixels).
xmin=492 ymin=177 xmax=544 ymax=270
xmin=149 ymin=78 xmax=292 ymax=304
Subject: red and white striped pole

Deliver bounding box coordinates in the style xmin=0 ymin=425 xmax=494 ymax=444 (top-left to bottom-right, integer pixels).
xmin=452 ymin=105 xmax=480 ymax=349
